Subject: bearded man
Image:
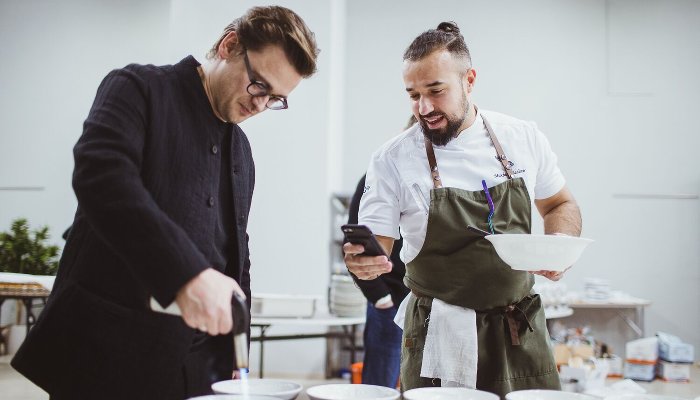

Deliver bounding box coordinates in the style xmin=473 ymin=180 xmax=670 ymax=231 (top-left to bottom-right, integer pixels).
xmin=344 ymin=22 xmax=581 ymax=398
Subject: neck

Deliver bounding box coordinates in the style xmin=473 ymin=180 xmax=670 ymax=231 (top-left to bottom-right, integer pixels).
xmin=455 ymin=101 xmax=476 ymax=136
xmin=197 ymin=64 xmax=227 ymax=123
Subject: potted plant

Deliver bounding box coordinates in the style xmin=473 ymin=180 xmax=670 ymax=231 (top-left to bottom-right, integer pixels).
xmin=0 ymin=218 xmax=61 ymax=354
xmin=0 ymin=218 xmax=60 ymax=276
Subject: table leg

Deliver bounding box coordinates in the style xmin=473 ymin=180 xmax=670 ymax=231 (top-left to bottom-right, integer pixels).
xmin=21 ymin=298 xmax=35 ymax=339
xmin=0 ymin=298 xmax=5 ymax=355
xmin=349 ymin=324 xmax=357 ymax=364
xmin=259 ymin=325 xmax=268 ymax=379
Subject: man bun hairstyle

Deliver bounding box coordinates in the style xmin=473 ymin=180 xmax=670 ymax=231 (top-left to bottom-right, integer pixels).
xmin=208 ymin=6 xmax=320 ymax=77
xmin=403 ymin=21 xmax=472 ymax=69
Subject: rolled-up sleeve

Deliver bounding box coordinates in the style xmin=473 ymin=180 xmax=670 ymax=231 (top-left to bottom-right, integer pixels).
xmin=530 ymin=123 xmax=566 ymax=200
xmin=359 ymin=150 xmax=401 ymax=240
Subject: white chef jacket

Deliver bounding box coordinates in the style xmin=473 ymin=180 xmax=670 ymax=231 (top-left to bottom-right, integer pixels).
xmin=359 ymin=109 xmax=566 ymax=264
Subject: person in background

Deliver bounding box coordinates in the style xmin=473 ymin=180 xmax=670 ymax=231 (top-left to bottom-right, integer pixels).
xmin=344 ymin=22 xmax=581 ymax=398
xmin=12 ymin=6 xmax=319 ymax=400
xmin=347 ymin=116 xmax=416 ymax=388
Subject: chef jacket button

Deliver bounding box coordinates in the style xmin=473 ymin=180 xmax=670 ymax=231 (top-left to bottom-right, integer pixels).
xmin=211 ymin=145 xmax=218 ymax=155
xmin=208 ymin=197 xmax=215 ymax=207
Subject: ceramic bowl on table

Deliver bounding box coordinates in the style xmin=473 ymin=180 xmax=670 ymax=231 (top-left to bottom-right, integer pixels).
xmin=189 ymin=395 xmax=281 ymax=400
xmin=403 ymin=387 xmax=499 ymax=400
xmin=485 ymin=234 xmax=593 ymax=271
xmin=305 ymin=383 xmax=400 ymax=400
xmin=604 ymin=395 xmax=691 ymax=400
xmin=505 ymin=390 xmax=598 ymax=400
xmin=211 ymin=378 xmax=303 ymax=399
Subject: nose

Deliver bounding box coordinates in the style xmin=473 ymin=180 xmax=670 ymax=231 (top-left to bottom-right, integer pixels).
xmin=417 ymin=97 xmax=434 ymax=116
xmin=251 ymin=95 xmax=268 ymax=112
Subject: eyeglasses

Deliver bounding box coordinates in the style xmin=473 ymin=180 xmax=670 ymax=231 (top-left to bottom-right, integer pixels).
xmin=242 ymin=48 xmax=288 ymax=110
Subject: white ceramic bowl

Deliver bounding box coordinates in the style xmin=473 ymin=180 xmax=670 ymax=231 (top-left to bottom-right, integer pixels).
xmin=306 ymin=383 xmax=400 ymax=400
xmin=211 ymin=379 xmax=303 ymax=400
xmin=485 ymin=234 xmax=593 ymax=271
xmin=604 ymin=395 xmax=690 ymax=400
xmin=189 ymin=396 xmax=281 ymax=400
xmin=403 ymin=387 xmax=499 ymax=400
xmin=506 ymin=390 xmax=598 ymax=400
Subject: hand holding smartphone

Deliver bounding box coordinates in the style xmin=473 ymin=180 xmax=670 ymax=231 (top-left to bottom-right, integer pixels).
xmin=341 ymin=224 xmax=387 ymax=257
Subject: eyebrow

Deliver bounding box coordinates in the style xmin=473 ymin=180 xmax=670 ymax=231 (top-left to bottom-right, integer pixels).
xmin=250 ymin=67 xmax=272 ymax=90
xmin=250 ymin=68 xmax=288 ymax=99
xmin=405 ymin=80 xmax=446 ymax=92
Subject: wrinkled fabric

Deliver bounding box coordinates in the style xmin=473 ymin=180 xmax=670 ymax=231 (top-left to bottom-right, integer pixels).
xmin=420 ymin=298 xmax=477 ymax=388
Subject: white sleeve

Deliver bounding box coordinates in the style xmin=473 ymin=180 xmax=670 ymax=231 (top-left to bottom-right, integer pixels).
xmin=358 ymin=149 xmax=401 ymax=240
xmin=530 ymin=122 xmax=566 ymax=199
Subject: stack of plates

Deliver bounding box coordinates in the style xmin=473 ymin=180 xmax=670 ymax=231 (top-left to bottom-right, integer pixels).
xmin=583 ymin=278 xmax=610 ymax=301
xmin=329 ymin=274 xmax=366 ymax=317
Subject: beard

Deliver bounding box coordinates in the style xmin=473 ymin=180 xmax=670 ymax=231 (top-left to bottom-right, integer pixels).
xmin=419 ymin=93 xmax=470 ymax=146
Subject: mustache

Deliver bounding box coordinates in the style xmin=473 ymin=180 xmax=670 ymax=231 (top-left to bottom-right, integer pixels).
xmin=420 ymin=112 xmax=445 ymax=120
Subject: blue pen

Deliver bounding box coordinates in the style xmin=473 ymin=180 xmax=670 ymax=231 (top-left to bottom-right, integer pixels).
xmin=481 ymin=179 xmax=495 ymax=234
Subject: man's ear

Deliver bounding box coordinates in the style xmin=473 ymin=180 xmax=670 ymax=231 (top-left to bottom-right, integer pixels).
xmin=465 ymin=68 xmax=477 ymax=93
xmin=218 ymin=31 xmax=240 ymax=59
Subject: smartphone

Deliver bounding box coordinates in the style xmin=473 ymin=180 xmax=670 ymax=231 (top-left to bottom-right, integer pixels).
xmin=341 ymin=224 xmax=388 ymax=257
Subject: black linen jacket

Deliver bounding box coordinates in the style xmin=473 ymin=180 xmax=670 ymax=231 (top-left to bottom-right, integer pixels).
xmin=11 ymin=56 xmax=255 ymax=399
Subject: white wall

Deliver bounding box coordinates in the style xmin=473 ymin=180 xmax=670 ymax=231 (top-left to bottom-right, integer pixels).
xmin=0 ymin=0 xmax=698 ymax=379
xmin=342 ymin=0 xmax=700 ymax=353
xmin=0 ymin=0 xmax=171 ymax=242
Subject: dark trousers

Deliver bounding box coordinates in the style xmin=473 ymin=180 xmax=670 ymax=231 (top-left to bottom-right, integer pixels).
xmin=361 ymin=303 xmax=402 ymax=388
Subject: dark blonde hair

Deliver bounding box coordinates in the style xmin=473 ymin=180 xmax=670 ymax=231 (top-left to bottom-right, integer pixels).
xmin=207 ymin=6 xmax=319 ymax=77
xmin=403 ymin=21 xmax=471 ymax=70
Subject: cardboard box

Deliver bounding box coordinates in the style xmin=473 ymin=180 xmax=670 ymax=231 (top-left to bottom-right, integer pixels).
xmin=624 ymin=361 xmax=656 ymax=381
xmin=560 ymin=361 xmax=609 ymax=393
xmin=625 ymin=337 xmax=658 ymax=363
xmin=597 ymin=355 xmax=623 ymax=377
xmin=657 ymin=360 xmax=691 ymax=382
xmin=251 ymin=293 xmax=318 ymax=318
xmin=657 ymin=332 xmax=695 ymax=363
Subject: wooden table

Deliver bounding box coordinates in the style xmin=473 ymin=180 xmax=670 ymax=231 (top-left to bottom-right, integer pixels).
xmin=569 ymin=297 xmax=651 ymax=337
xmin=0 ymin=283 xmax=50 ymax=354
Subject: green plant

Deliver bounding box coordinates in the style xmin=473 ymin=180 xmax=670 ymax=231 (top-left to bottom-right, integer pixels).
xmin=0 ymin=218 xmax=60 ymax=275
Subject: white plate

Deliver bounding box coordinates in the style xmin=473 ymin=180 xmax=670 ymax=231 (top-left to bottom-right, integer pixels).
xmin=485 ymin=234 xmax=593 ymax=271
xmin=211 ymin=379 xmax=302 ymax=400
xmin=506 ymin=390 xmax=597 ymax=400
xmin=403 ymin=387 xmax=499 ymax=400
xmin=604 ymin=395 xmax=690 ymax=400
xmin=306 ymin=383 xmax=400 ymax=400
xmin=189 ymin=396 xmax=280 ymax=400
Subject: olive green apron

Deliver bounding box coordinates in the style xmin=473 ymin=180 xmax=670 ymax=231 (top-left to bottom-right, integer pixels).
xmin=400 ymin=113 xmax=560 ymax=399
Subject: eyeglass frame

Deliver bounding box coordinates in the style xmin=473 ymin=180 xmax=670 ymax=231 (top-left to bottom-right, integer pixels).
xmin=242 ymin=48 xmax=288 ymax=110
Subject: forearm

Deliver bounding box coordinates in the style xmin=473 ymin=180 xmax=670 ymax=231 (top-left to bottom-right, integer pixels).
xmin=543 ymin=200 xmax=582 ymax=236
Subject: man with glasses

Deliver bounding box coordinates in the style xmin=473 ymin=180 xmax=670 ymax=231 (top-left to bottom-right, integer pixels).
xmin=12 ymin=6 xmax=318 ymax=400
xmin=344 ymin=22 xmax=581 ymax=397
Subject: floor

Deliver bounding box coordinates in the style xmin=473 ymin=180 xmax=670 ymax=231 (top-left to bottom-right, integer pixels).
xmin=0 ymin=355 xmax=347 ymax=400
xmin=1 ymin=355 xmax=699 ymax=399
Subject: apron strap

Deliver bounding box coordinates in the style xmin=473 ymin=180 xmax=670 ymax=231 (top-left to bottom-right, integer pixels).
xmin=482 ymin=115 xmax=513 ymax=179
xmin=422 ymin=106 xmax=513 ymax=188
xmin=424 ymin=136 xmax=443 ymax=189
xmin=505 ymin=303 xmax=534 ymax=346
